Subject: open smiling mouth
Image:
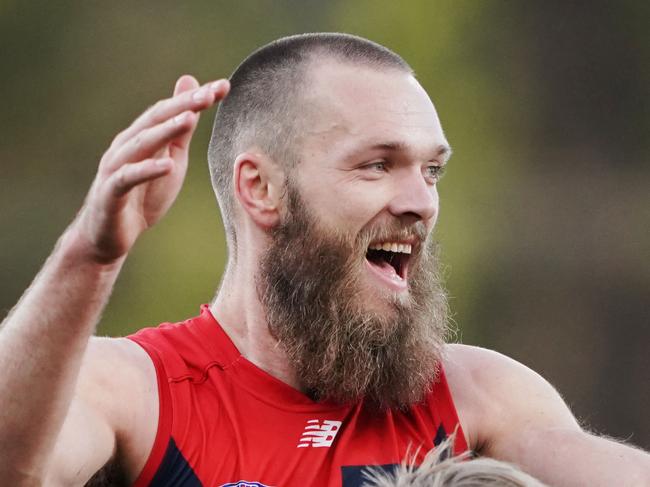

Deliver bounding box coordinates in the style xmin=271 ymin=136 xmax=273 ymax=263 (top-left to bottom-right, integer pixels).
xmin=365 ymin=242 xmax=412 ymax=288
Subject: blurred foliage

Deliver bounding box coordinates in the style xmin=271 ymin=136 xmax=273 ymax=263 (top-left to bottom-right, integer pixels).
xmin=1 ymin=1 xmax=648 ymax=448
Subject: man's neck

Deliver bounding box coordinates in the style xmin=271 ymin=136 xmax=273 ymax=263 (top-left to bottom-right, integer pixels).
xmin=210 ymin=268 xmax=301 ymax=392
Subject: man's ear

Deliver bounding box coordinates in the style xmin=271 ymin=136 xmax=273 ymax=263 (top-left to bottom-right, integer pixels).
xmin=233 ymin=151 xmax=283 ymax=229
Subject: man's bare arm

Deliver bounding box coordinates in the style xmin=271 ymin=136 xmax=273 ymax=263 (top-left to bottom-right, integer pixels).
xmin=445 ymin=344 xmax=650 ymax=487
xmin=0 ymin=75 xmax=230 ymax=485
xmin=0 ymin=233 xmax=125 ymax=485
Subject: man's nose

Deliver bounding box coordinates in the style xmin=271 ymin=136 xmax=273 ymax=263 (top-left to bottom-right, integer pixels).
xmin=387 ymin=170 xmax=438 ymax=223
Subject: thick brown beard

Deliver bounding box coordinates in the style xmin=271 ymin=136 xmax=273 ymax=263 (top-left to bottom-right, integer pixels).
xmin=257 ymin=185 xmax=449 ymax=410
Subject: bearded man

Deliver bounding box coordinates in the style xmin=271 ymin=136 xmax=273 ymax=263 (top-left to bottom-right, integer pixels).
xmin=0 ymin=33 xmax=648 ymax=487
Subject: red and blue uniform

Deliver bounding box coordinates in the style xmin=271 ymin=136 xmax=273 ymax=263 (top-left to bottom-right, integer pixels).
xmin=128 ymin=305 xmax=467 ymax=487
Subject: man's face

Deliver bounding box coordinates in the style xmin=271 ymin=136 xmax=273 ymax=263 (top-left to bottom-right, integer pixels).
xmin=257 ymin=61 xmax=451 ymax=409
xmin=293 ymin=61 xmax=450 ymax=310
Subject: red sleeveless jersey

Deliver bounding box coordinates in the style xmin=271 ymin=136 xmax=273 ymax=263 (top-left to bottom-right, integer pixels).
xmin=128 ymin=305 xmax=467 ymax=487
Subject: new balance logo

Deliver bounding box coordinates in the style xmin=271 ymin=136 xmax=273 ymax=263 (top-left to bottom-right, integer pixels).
xmin=297 ymin=419 xmax=342 ymax=448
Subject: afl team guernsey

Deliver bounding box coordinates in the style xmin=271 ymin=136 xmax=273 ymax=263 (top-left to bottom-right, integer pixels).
xmin=128 ymin=305 xmax=468 ymax=487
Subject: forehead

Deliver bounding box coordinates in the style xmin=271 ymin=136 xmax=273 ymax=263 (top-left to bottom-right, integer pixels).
xmin=299 ymin=60 xmax=447 ymax=158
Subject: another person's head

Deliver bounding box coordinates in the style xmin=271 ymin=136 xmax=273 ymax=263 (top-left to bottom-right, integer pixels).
xmin=209 ymin=33 xmax=452 ymax=408
xmin=364 ymin=436 xmax=548 ymax=487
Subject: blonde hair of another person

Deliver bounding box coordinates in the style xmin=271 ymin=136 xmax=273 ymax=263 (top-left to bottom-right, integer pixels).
xmin=363 ymin=436 xmax=548 ymax=487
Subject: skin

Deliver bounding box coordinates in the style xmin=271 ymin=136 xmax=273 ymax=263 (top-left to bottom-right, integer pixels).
xmin=0 ymin=60 xmax=648 ymax=487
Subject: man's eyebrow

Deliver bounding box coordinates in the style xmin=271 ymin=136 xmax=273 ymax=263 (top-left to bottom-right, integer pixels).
xmin=366 ymin=141 xmax=453 ymax=162
xmin=436 ymin=144 xmax=453 ymax=162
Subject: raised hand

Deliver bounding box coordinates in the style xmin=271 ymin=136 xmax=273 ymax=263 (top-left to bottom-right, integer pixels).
xmin=72 ymin=75 xmax=230 ymax=263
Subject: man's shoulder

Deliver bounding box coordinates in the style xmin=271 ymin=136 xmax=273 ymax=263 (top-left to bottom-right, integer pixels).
xmin=80 ymin=336 xmax=157 ymax=409
xmin=443 ymin=342 xmax=504 ymax=367
xmin=85 ymin=336 xmax=154 ymax=370
xmin=442 ymin=343 xmax=515 ymax=393
xmin=442 ymin=343 xmax=563 ymax=412
xmin=441 ymin=343 xmax=579 ymax=454
xmin=442 ymin=343 xmax=552 ymax=387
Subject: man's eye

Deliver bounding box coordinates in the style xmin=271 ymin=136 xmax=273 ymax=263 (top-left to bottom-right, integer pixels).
xmin=366 ymin=161 xmax=387 ymax=172
xmin=425 ymin=165 xmax=445 ymax=181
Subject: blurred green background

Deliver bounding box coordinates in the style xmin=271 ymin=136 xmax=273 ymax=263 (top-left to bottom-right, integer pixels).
xmin=1 ymin=2 xmax=648 ymax=449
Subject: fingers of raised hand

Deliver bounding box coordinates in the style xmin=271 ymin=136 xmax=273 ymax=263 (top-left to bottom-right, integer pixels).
xmin=108 ymin=110 xmax=197 ymax=171
xmin=108 ymin=157 xmax=174 ymax=197
xmin=112 ymin=79 xmax=230 ymax=148
xmin=174 ymin=74 xmax=200 ymax=96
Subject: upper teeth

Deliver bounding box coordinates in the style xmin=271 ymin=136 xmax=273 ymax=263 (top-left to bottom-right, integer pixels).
xmin=369 ymin=242 xmax=412 ymax=254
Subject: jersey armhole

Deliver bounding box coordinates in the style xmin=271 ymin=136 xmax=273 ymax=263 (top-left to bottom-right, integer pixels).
xmin=437 ymin=365 xmax=470 ymax=455
xmin=129 ymin=337 xmax=173 ymax=487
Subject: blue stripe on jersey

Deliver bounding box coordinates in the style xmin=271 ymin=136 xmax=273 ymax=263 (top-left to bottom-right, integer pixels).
xmin=148 ymin=437 xmax=202 ymax=487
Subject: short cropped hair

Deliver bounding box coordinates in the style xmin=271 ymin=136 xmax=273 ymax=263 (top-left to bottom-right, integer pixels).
xmin=207 ymin=33 xmax=412 ymax=249
xmin=363 ymin=436 xmax=548 ymax=487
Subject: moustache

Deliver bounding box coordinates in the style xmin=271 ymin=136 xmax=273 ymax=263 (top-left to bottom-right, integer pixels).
xmin=356 ymin=220 xmax=429 ymax=252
